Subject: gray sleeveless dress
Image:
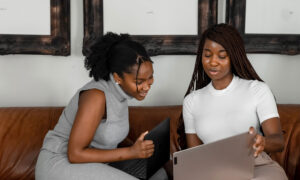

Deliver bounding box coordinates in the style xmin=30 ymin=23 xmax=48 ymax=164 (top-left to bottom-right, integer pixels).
xmin=35 ymin=74 xmax=167 ymax=180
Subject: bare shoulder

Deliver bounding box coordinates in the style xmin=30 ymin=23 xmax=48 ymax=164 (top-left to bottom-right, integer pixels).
xmin=79 ymin=89 xmax=105 ymax=105
xmin=77 ymin=89 xmax=106 ymax=118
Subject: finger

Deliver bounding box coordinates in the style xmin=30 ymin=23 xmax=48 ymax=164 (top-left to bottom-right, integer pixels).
xmin=254 ymin=151 xmax=258 ymax=157
xmin=146 ymin=149 xmax=154 ymax=157
xmin=257 ymin=145 xmax=264 ymax=154
xmin=253 ymin=135 xmax=263 ymax=148
xmin=142 ymin=150 xmax=153 ymax=158
xmin=254 ymin=145 xmax=264 ymax=157
xmin=145 ymin=144 xmax=155 ymax=150
xmin=141 ymin=143 xmax=154 ymax=151
xmin=143 ymin=140 xmax=154 ymax=145
xmin=137 ymin=131 xmax=148 ymax=141
xmin=249 ymin=126 xmax=256 ymax=135
xmin=256 ymin=135 xmax=263 ymax=144
xmin=146 ymin=148 xmax=155 ymax=154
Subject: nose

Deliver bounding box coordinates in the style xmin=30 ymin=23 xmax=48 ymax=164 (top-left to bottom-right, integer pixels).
xmin=209 ymin=55 xmax=219 ymax=66
xmin=142 ymin=83 xmax=150 ymax=91
xmin=142 ymin=80 xmax=152 ymax=91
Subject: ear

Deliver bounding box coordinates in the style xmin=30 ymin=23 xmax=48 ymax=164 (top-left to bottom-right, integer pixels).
xmin=113 ymin=72 xmax=122 ymax=85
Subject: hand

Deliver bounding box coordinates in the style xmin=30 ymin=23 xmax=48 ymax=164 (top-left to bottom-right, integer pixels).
xmin=249 ymin=127 xmax=265 ymax=157
xmin=130 ymin=131 xmax=155 ymax=159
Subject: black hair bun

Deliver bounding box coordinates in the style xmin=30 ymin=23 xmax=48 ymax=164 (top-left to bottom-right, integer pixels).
xmin=84 ymin=32 xmax=130 ymax=81
xmin=84 ymin=32 xmax=151 ymax=82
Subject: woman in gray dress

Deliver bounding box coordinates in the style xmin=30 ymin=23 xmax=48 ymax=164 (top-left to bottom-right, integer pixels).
xmin=35 ymin=33 xmax=167 ymax=180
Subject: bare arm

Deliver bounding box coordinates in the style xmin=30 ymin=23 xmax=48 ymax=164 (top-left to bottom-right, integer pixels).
xmin=186 ymin=133 xmax=203 ymax=148
xmin=250 ymin=117 xmax=284 ymax=157
xmin=68 ymin=89 xmax=154 ymax=163
xmin=262 ymin=117 xmax=284 ymax=152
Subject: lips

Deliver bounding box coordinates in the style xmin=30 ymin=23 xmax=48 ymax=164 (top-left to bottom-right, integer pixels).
xmin=208 ymin=69 xmax=219 ymax=76
xmin=139 ymin=91 xmax=148 ymax=97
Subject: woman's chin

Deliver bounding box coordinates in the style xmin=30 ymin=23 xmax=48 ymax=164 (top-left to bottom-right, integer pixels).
xmin=135 ymin=95 xmax=147 ymax=101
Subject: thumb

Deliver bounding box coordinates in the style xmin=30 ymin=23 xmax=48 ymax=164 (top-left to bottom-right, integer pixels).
xmin=249 ymin=126 xmax=256 ymax=135
xmin=138 ymin=131 xmax=148 ymax=141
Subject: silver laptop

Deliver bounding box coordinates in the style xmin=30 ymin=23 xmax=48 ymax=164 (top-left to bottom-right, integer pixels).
xmin=173 ymin=132 xmax=255 ymax=180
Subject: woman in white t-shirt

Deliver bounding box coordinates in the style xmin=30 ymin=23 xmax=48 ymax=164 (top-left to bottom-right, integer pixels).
xmin=179 ymin=24 xmax=287 ymax=179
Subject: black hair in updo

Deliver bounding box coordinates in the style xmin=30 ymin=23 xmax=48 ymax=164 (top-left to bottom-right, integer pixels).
xmin=84 ymin=32 xmax=152 ymax=81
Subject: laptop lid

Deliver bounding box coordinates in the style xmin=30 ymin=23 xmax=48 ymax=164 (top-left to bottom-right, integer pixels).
xmin=144 ymin=117 xmax=170 ymax=178
xmin=173 ymin=132 xmax=255 ymax=180
xmin=109 ymin=118 xmax=170 ymax=179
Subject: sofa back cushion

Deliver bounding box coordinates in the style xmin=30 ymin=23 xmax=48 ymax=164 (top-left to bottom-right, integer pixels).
xmin=0 ymin=105 xmax=299 ymax=180
xmin=0 ymin=107 xmax=63 ymax=180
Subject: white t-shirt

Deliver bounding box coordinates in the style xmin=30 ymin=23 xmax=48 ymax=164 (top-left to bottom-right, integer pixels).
xmin=183 ymin=75 xmax=279 ymax=144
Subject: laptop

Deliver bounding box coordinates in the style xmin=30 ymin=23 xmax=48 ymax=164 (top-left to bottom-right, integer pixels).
xmin=173 ymin=132 xmax=255 ymax=180
xmin=109 ymin=118 xmax=170 ymax=180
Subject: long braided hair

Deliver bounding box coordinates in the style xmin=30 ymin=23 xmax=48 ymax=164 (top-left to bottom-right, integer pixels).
xmin=177 ymin=23 xmax=263 ymax=149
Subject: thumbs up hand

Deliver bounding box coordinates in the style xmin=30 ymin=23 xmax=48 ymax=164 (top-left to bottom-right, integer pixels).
xmin=130 ymin=131 xmax=155 ymax=159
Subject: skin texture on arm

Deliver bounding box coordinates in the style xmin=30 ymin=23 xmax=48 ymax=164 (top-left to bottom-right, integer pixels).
xmin=250 ymin=117 xmax=284 ymax=157
xmin=186 ymin=134 xmax=203 ymax=148
xmin=67 ymin=89 xmax=154 ymax=163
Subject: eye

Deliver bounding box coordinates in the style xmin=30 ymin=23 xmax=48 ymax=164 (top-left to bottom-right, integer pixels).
xmin=203 ymin=53 xmax=211 ymax=57
xmin=136 ymin=81 xmax=143 ymax=85
xmin=148 ymin=76 xmax=154 ymax=84
xmin=219 ymin=51 xmax=227 ymax=59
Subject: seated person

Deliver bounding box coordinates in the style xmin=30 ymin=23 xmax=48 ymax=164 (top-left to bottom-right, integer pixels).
xmin=178 ymin=24 xmax=288 ymax=180
xmin=35 ymin=32 xmax=167 ymax=180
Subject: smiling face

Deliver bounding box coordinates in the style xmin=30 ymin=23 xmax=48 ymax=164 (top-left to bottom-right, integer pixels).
xmin=114 ymin=61 xmax=154 ymax=101
xmin=202 ymin=39 xmax=233 ymax=89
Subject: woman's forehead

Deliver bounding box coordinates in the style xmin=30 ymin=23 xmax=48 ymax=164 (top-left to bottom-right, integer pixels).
xmin=203 ymin=39 xmax=225 ymax=50
xmin=125 ymin=62 xmax=153 ymax=79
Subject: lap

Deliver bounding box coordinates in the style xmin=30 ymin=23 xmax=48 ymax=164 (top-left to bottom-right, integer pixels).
xmin=149 ymin=167 xmax=168 ymax=180
xmin=35 ymin=150 xmax=138 ymax=180
xmin=252 ymin=152 xmax=287 ymax=180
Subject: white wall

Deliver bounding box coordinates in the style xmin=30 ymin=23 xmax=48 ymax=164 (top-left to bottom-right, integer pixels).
xmin=0 ymin=0 xmax=299 ymax=107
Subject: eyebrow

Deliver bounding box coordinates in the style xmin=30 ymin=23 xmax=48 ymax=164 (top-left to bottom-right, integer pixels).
xmin=136 ymin=73 xmax=154 ymax=80
xmin=203 ymin=49 xmax=226 ymax=53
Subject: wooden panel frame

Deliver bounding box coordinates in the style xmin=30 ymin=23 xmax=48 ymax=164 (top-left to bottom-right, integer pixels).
xmin=83 ymin=0 xmax=217 ymax=56
xmin=226 ymin=0 xmax=300 ymax=55
xmin=0 ymin=0 xmax=70 ymax=56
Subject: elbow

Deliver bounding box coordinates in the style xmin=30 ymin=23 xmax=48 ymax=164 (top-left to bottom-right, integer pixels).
xmin=277 ymin=136 xmax=285 ymax=152
xmin=68 ymin=149 xmax=82 ymax=163
xmin=278 ymin=146 xmax=284 ymax=152
xmin=278 ymin=139 xmax=285 ymax=152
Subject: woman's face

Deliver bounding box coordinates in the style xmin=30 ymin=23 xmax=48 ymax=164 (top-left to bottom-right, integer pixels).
xmin=115 ymin=61 xmax=154 ymax=101
xmin=202 ymin=39 xmax=233 ymax=87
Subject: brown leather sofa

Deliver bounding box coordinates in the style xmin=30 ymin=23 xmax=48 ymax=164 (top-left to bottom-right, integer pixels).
xmin=0 ymin=105 xmax=299 ymax=180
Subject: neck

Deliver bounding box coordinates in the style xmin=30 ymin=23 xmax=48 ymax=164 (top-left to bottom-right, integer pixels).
xmin=212 ymin=74 xmax=234 ymax=90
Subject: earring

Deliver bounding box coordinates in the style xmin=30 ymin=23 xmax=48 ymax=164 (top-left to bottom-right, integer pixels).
xmin=116 ymin=81 xmax=120 ymax=85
